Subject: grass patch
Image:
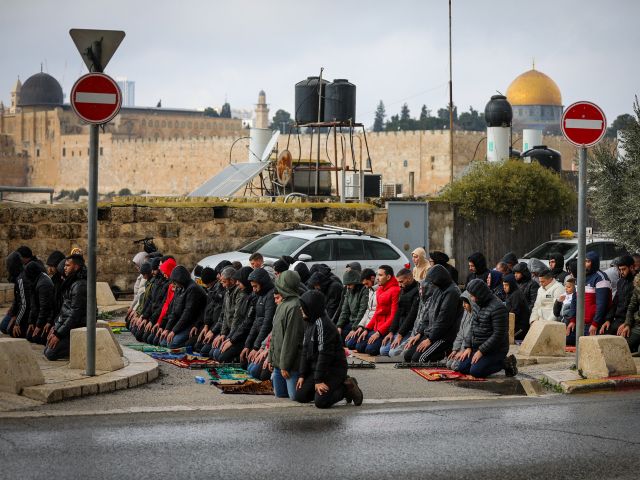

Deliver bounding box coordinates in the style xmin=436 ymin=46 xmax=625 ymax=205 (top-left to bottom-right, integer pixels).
xmin=539 ymin=377 xmax=565 ymax=393
xmin=97 ymin=311 xmax=115 ymax=320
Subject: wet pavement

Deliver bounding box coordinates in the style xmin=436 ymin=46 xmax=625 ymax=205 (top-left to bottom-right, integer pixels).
xmin=1 ymin=391 xmax=639 ymax=479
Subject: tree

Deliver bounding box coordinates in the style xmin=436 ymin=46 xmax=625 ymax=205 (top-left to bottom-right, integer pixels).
xmin=437 ymin=105 xmax=458 ymax=123
xmin=385 ymin=114 xmax=400 ymax=131
xmin=606 ymin=113 xmax=635 ymax=138
xmin=270 ymin=109 xmax=292 ymax=133
xmin=399 ymin=103 xmax=415 ymax=130
xmin=588 ymin=100 xmax=640 ymax=250
xmin=220 ymin=102 xmax=231 ymax=118
xmin=373 ymin=100 xmax=386 ymax=132
xmin=457 ymin=106 xmax=485 ymax=131
xmin=419 ymin=105 xmax=431 ymax=123
xmin=440 ymin=160 xmax=576 ymax=225
xmin=204 ymin=107 xmax=219 ymax=117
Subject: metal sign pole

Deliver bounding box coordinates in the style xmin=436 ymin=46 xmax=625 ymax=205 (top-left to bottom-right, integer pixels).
xmin=86 ymin=123 xmax=99 ymax=376
xmin=575 ymin=146 xmax=587 ymax=365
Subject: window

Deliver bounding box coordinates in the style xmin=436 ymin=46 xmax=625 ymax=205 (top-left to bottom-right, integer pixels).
xmin=403 ymin=160 xmax=408 ymax=168
xmin=298 ymin=240 xmax=333 ymax=261
xmin=600 ymin=242 xmax=628 ymax=262
xmin=523 ymin=241 xmax=577 ymax=260
xmin=336 ymin=239 xmax=366 ymax=260
xmin=100 ymin=147 xmax=103 ymax=156
xmin=364 ymin=241 xmax=400 ymax=260
xmin=238 ymin=233 xmax=307 ymax=258
xmin=154 ymin=120 xmax=159 ymax=128
xmin=36 ymin=149 xmax=40 ymax=157
xmin=62 ymin=148 xmax=66 ymax=157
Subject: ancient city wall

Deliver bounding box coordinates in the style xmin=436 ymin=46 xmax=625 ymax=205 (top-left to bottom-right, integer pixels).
xmin=0 ymin=202 xmax=386 ymax=290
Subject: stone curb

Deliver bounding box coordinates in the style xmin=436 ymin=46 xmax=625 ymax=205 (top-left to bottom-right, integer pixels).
xmin=21 ymin=347 xmax=159 ymax=403
xmin=542 ymin=370 xmax=640 ymax=394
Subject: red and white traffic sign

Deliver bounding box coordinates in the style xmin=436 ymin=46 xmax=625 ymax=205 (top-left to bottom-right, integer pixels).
xmin=70 ymin=73 xmax=122 ymax=124
xmin=561 ymin=101 xmax=607 ymax=147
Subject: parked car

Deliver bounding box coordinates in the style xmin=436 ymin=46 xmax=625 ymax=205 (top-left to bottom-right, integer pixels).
xmin=194 ymin=225 xmax=410 ymax=280
xmin=520 ymin=232 xmax=629 ymax=269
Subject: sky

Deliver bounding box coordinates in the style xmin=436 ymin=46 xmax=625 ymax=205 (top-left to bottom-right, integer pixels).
xmin=2 ymin=0 xmax=639 ymax=126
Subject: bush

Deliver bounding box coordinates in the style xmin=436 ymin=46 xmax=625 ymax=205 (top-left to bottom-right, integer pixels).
xmin=118 ymin=188 xmax=132 ymax=196
xmin=439 ymin=160 xmax=576 ymax=225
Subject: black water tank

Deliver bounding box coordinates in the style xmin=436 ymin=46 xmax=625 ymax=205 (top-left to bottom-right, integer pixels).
xmin=324 ymin=79 xmax=356 ymax=122
xmin=295 ymin=76 xmax=328 ymax=124
xmin=521 ymin=145 xmax=562 ymax=172
xmin=485 ymin=95 xmax=513 ymax=127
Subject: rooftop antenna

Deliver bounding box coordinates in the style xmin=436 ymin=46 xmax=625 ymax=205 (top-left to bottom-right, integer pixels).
xmin=448 ymin=0 xmax=454 ymax=185
xmin=532 ymin=57 xmax=535 ymax=70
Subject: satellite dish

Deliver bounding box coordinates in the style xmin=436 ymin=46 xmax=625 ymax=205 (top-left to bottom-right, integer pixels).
xmin=276 ymin=150 xmax=293 ymax=185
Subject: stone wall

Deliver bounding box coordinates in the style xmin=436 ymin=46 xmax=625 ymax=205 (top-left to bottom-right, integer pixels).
xmin=0 ymin=203 xmax=385 ymax=290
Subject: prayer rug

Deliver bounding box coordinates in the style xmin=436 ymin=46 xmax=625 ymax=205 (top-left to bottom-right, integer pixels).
xmin=411 ymin=367 xmax=485 ymax=382
xmin=125 ymin=344 xmax=186 ymax=354
xmin=151 ymin=352 xmax=218 ymax=369
xmin=206 ymin=366 xmax=254 ymax=385
xmin=111 ymin=327 xmax=129 ymax=334
xmin=108 ymin=320 xmax=127 ymax=328
xmin=213 ymin=380 xmax=274 ymax=395
xmin=349 ymin=351 xmax=396 ymax=364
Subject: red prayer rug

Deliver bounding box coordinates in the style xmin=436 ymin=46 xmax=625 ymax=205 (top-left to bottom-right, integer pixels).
xmin=411 ymin=367 xmax=485 ymax=382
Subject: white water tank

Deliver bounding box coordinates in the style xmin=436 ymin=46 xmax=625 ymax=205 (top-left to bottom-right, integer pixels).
xmin=487 ymin=127 xmax=510 ymax=162
xmin=522 ymin=129 xmax=543 ymax=163
xmin=248 ymin=128 xmax=274 ymax=163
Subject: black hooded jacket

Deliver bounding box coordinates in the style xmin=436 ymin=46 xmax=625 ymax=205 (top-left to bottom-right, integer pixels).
xmin=147 ymin=274 xmax=169 ymax=324
xmin=464 ymin=279 xmax=509 ymax=355
xmin=298 ymin=290 xmax=348 ymax=383
xmin=550 ymin=253 xmax=568 ymax=284
xmin=54 ymin=267 xmax=87 ymax=339
xmin=307 ymin=264 xmax=343 ymax=321
xmin=245 ymin=268 xmax=276 ymax=349
xmin=227 ymin=267 xmax=256 ymax=344
xmin=610 ymin=270 xmax=636 ymax=322
xmin=165 ymin=266 xmax=207 ymax=333
xmin=512 ymin=262 xmax=539 ymax=310
xmin=7 ymin=252 xmax=31 ymax=327
xmin=203 ymin=281 xmax=225 ymax=331
xmin=25 ymin=261 xmax=55 ymax=328
xmin=503 ymin=273 xmax=530 ymax=338
xmin=430 ymin=251 xmax=459 ymax=285
xmin=389 ymin=279 xmax=420 ymax=337
xmin=466 ymin=252 xmax=490 ymax=287
xmin=423 ymin=265 xmax=462 ymax=344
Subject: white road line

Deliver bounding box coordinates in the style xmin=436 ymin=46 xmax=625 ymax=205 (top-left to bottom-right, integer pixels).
xmin=565 ymin=119 xmax=603 ymax=129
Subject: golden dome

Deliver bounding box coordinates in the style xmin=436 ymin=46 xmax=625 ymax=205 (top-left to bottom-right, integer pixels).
xmin=506 ymin=69 xmax=562 ymax=106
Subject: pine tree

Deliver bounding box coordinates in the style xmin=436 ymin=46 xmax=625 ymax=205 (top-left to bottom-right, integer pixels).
xmin=373 ymin=100 xmax=386 ymax=132
xmin=220 ymin=102 xmax=232 ymax=118
xmin=588 ymin=99 xmax=640 ymax=250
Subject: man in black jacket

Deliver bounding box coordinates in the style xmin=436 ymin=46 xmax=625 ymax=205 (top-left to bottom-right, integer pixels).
xmin=602 ymin=255 xmax=636 ymax=335
xmin=512 ymin=262 xmax=539 ymax=311
xmin=24 ymin=261 xmax=55 ymax=345
xmin=466 ymin=252 xmax=490 ymax=288
xmin=307 ymin=264 xmax=343 ymax=322
xmin=404 ymin=265 xmax=461 ymax=363
xmin=194 ymin=267 xmax=224 ymax=355
xmin=241 ymin=267 xmax=276 ymax=367
xmin=380 ymin=269 xmax=419 ymax=357
xmin=295 ymin=290 xmax=362 ymax=408
xmin=455 ymin=279 xmax=516 ymax=377
xmin=503 ymin=273 xmax=530 ymax=340
xmin=1 ymin=252 xmax=27 ymax=336
xmin=160 ymin=265 xmax=207 ymax=348
xmin=215 ymin=267 xmax=256 ymax=362
xmin=44 ymin=255 xmax=87 ymax=361
xmin=549 ymin=253 xmax=568 ymax=284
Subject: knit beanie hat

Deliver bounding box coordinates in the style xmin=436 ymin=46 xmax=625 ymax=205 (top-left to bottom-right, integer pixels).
xmin=200 ymin=267 xmax=216 ymax=285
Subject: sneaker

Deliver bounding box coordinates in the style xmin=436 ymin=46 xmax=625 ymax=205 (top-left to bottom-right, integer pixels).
xmin=344 ymin=376 xmax=363 ymax=406
xmin=503 ymin=354 xmax=518 ymax=377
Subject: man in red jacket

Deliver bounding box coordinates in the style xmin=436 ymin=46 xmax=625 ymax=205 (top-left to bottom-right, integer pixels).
xmin=355 ymin=265 xmax=400 ymax=356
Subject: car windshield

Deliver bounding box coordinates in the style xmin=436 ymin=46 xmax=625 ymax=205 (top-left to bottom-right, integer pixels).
xmin=238 ymin=233 xmax=307 ymax=258
xmin=522 ymin=241 xmax=577 ymax=261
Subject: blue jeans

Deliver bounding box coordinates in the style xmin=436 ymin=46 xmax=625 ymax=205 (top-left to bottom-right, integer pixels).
xmin=160 ymin=329 xmax=190 ymax=348
xmin=455 ymin=350 xmax=506 ymax=378
xmin=0 ymin=314 xmax=12 ymax=334
xmin=356 ymin=331 xmax=383 ymax=356
xmin=271 ymin=368 xmax=299 ymax=399
xmin=379 ymin=334 xmax=410 ymax=357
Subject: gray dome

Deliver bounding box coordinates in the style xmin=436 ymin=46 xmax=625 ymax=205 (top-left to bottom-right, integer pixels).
xmin=18 ymin=72 xmax=63 ymax=107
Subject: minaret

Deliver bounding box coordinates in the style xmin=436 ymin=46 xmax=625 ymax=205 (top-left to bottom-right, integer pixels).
xmin=255 ymin=90 xmax=269 ymax=129
xmin=10 ymin=77 xmax=21 ymax=113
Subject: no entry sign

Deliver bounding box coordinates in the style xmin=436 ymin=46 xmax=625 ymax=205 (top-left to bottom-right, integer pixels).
xmin=70 ymin=73 xmax=122 ymax=124
xmin=561 ymin=101 xmax=607 ymax=147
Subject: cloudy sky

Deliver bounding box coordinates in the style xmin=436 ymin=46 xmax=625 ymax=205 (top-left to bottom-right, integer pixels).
xmin=2 ymin=0 xmax=639 ymax=126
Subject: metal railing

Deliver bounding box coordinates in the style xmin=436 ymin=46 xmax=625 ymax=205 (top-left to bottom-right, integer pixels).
xmin=0 ymin=186 xmax=54 ymax=204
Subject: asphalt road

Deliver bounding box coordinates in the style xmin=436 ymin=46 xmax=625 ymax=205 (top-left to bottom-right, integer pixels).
xmin=2 ymin=392 xmax=639 ymax=480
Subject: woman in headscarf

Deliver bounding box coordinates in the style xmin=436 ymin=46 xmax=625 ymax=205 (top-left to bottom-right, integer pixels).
xmin=411 ymin=247 xmax=429 ymax=282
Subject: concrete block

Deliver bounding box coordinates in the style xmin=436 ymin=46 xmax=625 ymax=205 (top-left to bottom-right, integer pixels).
xmin=147 ymin=366 xmax=159 ymax=382
xmin=519 ymin=321 xmax=566 ymax=357
xmin=509 ymin=313 xmax=515 ymax=345
xmin=96 ymin=282 xmax=117 ymax=306
xmin=578 ymin=335 xmax=637 ymax=379
xmin=69 ymin=327 xmax=125 ymax=372
xmin=0 ymin=338 xmax=45 ymax=394
xmin=96 ymin=320 xmax=124 ymax=357
xmin=98 ymin=380 xmax=116 ymax=393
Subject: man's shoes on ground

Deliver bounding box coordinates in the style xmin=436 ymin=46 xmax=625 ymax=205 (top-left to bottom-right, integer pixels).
xmin=503 ymin=354 xmax=518 ymax=377
xmin=344 ymin=376 xmax=363 ymax=406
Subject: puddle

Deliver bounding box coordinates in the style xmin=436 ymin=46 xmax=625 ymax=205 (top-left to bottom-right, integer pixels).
xmin=454 ymin=379 xmax=534 ymax=396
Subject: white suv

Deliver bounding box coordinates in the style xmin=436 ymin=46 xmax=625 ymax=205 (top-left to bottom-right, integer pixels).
xmin=195 ymin=224 xmax=410 ymax=280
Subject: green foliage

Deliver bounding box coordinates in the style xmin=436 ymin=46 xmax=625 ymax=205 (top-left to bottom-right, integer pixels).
xmin=373 ymin=101 xmax=386 ymax=132
xmin=220 ymin=102 xmax=231 ymax=118
xmin=605 ymin=113 xmax=634 ymax=138
xmin=439 ymin=160 xmax=576 ymax=225
xmin=118 ymin=188 xmax=132 ymax=196
xmin=97 ymin=311 xmax=114 ymax=320
xmin=270 ymin=109 xmax=292 ymax=133
xmin=203 ymin=107 xmax=219 ymax=117
xmin=588 ymin=99 xmax=640 ymax=251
